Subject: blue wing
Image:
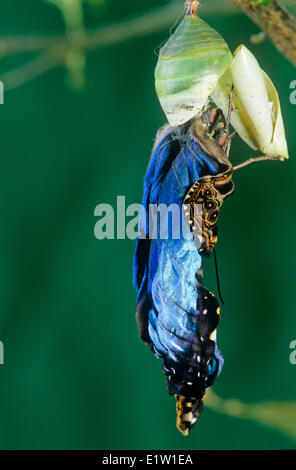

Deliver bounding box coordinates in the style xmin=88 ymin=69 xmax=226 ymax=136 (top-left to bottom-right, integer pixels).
xmin=133 ymin=124 xmax=224 ymax=401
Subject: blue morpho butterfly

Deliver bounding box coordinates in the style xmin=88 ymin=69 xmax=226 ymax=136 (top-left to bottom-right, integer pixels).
xmin=133 ymin=105 xmax=234 ymax=435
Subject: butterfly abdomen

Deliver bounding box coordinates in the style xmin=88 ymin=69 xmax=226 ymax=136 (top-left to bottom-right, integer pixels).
xmin=153 ymin=282 xmax=221 ymax=433
xmin=176 ymin=396 xmax=204 ymax=436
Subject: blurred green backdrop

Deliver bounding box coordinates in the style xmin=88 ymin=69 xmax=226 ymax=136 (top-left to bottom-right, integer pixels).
xmin=0 ymin=0 xmax=295 ymax=450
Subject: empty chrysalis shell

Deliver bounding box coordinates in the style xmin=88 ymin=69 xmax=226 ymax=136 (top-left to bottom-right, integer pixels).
xmin=211 ymin=45 xmax=289 ymax=159
xmin=155 ymin=15 xmax=232 ymax=127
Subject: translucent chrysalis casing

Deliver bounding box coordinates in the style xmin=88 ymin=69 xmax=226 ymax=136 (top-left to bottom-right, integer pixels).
xmin=155 ymin=14 xmax=232 ymax=126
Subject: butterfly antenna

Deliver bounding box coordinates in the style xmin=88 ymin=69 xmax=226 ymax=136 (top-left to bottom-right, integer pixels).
xmin=213 ymin=247 xmax=224 ymax=305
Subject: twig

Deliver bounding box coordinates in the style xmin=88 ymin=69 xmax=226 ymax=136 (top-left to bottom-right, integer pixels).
xmin=1 ymin=49 xmax=65 ymax=91
xmin=205 ymin=391 xmax=296 ymax=442
xmin=229 ymin=0 xmax=296 ymax=66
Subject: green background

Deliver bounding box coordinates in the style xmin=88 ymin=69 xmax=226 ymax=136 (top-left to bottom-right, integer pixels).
xmin=0 ymin=0 xmax=295 ymax=450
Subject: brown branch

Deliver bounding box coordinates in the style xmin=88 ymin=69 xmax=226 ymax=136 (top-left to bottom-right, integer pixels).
xmin=229 ymin=0 xmax=296 ymax=66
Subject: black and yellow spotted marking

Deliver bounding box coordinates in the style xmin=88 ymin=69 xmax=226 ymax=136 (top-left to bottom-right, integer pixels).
xmin=176 ymin=395 xmax=204 ymax=436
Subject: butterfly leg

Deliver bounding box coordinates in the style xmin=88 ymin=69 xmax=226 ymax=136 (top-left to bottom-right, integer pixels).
xmin=225 ymin=130 xmax=237 ymax=158
xmin=233 ymin=155 xmax=280 ymax=171
xmin=207 ymin=86 xmax=235 ymax=150
xmin=225 ymin=85 xmax=234 ymax=133
xmin=220 ymin=85 xmax=235 ymax=151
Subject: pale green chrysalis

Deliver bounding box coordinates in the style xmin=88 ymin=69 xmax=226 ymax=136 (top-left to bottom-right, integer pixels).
xmin=155 ymin=14 xmax=232 ymax=126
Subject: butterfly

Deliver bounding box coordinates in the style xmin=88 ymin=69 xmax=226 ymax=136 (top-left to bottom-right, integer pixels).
xmin=133 ymin=99 xmax=236 ymax=435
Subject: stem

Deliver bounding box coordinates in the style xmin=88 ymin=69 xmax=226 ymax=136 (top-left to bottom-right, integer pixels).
xmin=186 ymin=0 xmax=200 ymax=15
xmin=0 ymin=48 xmax=65 ymax=91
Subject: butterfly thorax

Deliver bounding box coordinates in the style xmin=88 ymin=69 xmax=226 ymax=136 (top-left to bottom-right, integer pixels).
xmin=183 ymin=109 xmax=234 ymax=255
